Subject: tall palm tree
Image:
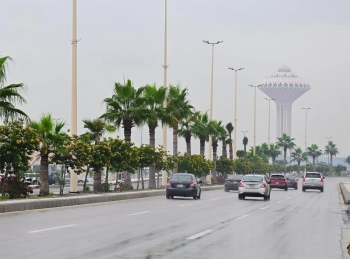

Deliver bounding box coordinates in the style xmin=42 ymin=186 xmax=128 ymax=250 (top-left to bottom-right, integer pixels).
xmin=30 ymin=114 xmax=67 ymax=196
xmin=208 ymin=120 xmax=224 ymax=184
xmin=218 ymin=126 xmax=228 ymax=158
xmin=306 ymin=144 xmax=323 ymax=171
xmin=291 ymin=147 xmax=305 ymax=175
xmin=100 ymin=79 xmax=150 ymax=188
xmin=192 ymin=112 xmax=210 ymax=156
xmin=166 ymin=85 xmax=194 ymax=173
xmin=345 ymin=156 xmax=350 ymax=168
xmin=143 ymin=84 xmax=176 ymax=188
xmin=268 ymin=144 xmax=281 ymax=165
xmin=178 ymin=112 xmax=198 ymax=155
xmin=225 ymin=122 xmax=234 ymax=160
xmin=0 ymin=56 xmax=28 ymax=122
xmin=243 ymin=137 xmax=248 ymax=153
xmin=324 ymin=141 xmax=339 ymax=176
xmin=82 ymin=118 xmax=115 ymax=191
xmin=276 ymin=133 xmax=296 ymax=173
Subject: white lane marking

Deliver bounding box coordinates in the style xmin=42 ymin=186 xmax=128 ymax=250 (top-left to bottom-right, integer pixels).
xmin=286 ymin=197 xmax=291 ymax=199
xmin=186 ymin=229 xmax=214 ymax=240
xmin=236 ymin=214 xmax=249 ymax=220
xmin=178 ymin=203 xmax=192 ymax=207
xmin=210 ymin=198 xmax=220 ymax=201
xmin=260 ymin=206 xmax=270 ymax=210
xmin=275 ymin=201 xmax=281 ymax=204
xmin=28 ymin=224 xmax=76 ymax=234
xmin=127 ymin=211 xmax=151 ymax=216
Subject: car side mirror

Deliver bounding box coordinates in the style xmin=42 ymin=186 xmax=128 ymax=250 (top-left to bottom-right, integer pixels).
xmin=198 ymin=180 xmax=203 ymax=184
xmin=267 ymin=180 xmax=271 ymax=184
xmin=323 ymin=177 xmax=325 ymax=179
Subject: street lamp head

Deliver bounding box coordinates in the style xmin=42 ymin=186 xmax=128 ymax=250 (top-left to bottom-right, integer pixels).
xmin=217 ymin=41 xmax=223 ymax=44
xmin=239 ymin=68 xmax=244 ymax=70
xmin=203 ymin=40 xmax=209 ymax=44
xmin=249 ymin=84 xmax=261 ymax=88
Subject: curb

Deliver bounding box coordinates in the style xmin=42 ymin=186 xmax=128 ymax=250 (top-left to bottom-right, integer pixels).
xmin=340 ymin=183 xmax=350 ymax=210
xmin=0 ymin=185 xmax=223 ymax=213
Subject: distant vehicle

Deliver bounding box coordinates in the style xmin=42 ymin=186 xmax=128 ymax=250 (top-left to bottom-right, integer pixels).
xmin=78 ymin=177 xmax=93 ymax=184
xmin=302 ymin=172 xmax=324 ymax=192
xmin=269 ymin=174 xmax=288 ymax=191
xmin=238 ymin=174 xmax=271 ymax=201
xmin=286 ymin=175 xmax=298 ymax=190
xmin=32 ymin=173 xmax=56 ymax=185
xmin=224 ymin=174 xmax=243 ymax=192
xmin=166 ymin=173 xmax=202 ymax=200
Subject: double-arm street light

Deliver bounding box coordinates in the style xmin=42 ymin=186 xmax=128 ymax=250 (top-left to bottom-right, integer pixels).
xmin=326 ymin=136 xmax=332 ymax=164
xmin=228 ymin=67 xmax=244 ymax=159
xmin=302 ymin=108 xmax=311 ymax=169
xmin=249 ymin=85 xmax=262 ymax=155
xmin=241 ymin=131 xmax=248 ymax=138
xmin=264 ymin=98 xmax=273 ymax=145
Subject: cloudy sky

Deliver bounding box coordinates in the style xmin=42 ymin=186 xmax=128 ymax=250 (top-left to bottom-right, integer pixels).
xmin=1 ymin=0 xmax=350 ymax=157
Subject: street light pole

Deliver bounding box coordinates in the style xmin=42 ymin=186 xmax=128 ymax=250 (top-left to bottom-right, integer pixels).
xmin=249 ymin=85 xmax=261 ymax=155
xmin=264 ymin=98 xmax=273 ymax=145
xmin=302 ymin=108 xmax=311 ymax=169
xmin=326 ymin=137 xmax=332 ymax=164
xmin=241 ymin=131 xmax=248 ymax=138
xmin=161 ymin=0 xmax=169 ymax=187
xmin=228 ymin=67 xmax=244 ymax=159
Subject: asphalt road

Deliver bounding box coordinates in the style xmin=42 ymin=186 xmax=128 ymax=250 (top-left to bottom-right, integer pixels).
xmin=1 ymin=177 xmax=350 ymax=259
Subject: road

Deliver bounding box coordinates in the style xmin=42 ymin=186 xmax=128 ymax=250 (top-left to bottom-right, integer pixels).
xmin=1 ymin=177 xmax=350 ymax=259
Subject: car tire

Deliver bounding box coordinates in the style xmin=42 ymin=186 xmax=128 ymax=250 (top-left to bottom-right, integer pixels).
xmin=238 ymin=194 xmax=244 ymax=200
xmin=264 ymin=195 xmax=268 ymax=201
xmin=285 ymin=187 xmax=288 ymax=191
xmin=225 ymin=189 xmax=229 ymax=192
xmin=166 ymin=194 xmax=170 ymax=199
xmin=197 ymin=191 xmax=201 ymax=200
xmin=320 ymin=188 xmax=324 ymax=193
xmin=294 ymin=186 xmax=298 ymax=190
xmin=302 ymin=187 xmax=306 ymax=192
xmin=193 ymin=194 xmax=197 ymax=200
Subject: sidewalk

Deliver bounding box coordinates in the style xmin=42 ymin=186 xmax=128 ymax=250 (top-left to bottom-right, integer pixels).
xmin=339 ymin=182 xmax=350 ymax=205
xmin=0 ymin=185 xmax=223 ymax=213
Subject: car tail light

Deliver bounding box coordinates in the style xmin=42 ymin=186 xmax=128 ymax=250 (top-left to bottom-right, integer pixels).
xmin=167 ymin=181 xmax=171 ymax=186
xmin=320 ymin=178 xmax=324 ymax=183
xmin=238 ymin=182 xmax=244 ymax=187
xmin=302 ymin=177 xmax=306 ymax=182
xmin=260 ymin=183 xmax=267 ymax=188
xmin=189 ymin=182 xmax=195 ymax=187
xmin=292 ymin=180 xmax=296 ymax=183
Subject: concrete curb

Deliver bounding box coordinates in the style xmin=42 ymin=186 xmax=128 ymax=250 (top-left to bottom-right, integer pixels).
xmin=0 ymin=185 xmax=223 ymax=213
xmin=340 ymin=183 xmax=350 ymax=205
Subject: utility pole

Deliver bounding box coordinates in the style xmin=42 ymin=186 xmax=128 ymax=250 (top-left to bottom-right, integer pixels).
xmin=326 ymin=137 xmax=332 ymax=164
xmin=302 ymin=108 xmax=311 ymax=171
xmin=264 ymin=98 xmax=273 ymax=145
xmin=249 ymin=85 xmax=261 ymax=155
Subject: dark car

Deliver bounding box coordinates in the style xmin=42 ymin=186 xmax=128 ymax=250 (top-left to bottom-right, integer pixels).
xmin=269 ymin=174 xmax=288 ymax=191
xmin=286 ymin=175 xmax=298 ymax=190
xmin=224 ymin=174 xmax=243 ymax=192
xmin=166 ymin=173 xmax=202 ymax=200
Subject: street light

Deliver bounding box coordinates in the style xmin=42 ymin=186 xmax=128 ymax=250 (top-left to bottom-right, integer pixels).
xmin=228 ymin=67 xmax=244 ymax=159
xmin=302 ymin=108 xmax=311 ymax=170
xmin=264 ymin=98 xmax=273 ymax=145
xmin=249 ymin=85 xmax=262 ymax=155
xmin=326 ymin=137 xmax=332 ymax=164
xmin=241 ymin=131 xmax=248 ymax=137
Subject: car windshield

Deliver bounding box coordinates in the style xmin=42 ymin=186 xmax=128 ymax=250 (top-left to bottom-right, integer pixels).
xmin=287 ymin=176 xmax=296 ymax=180
xmin=227 ymin=175 xmax=243 ymax=180
xmin=270 ymin=175 xmax=285 ymax=179
xmin=170 ymin=175 xmax=193 ymax=181
xmin=305 ymin=173 xmax=321 ymax=178
xmin=242 ymin=176 xmax=263 ymax=182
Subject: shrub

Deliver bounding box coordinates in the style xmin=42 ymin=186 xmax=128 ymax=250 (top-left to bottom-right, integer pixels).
xmin=0 ymin=172 xmax=33 ymax=199
xmin=101 ymin=182 xmax=110 ymax=192
xmin=85 ymin=186 xmax=90 ymax=192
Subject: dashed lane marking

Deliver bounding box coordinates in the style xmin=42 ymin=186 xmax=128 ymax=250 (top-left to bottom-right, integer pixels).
xmin=127 ymin=211 xmax=151 ymax=216
xmin=236 ymin=214 xmax=249 ymax=220
xmin=186 ymin=229 xmax=214 ymax=240
xmin=28 ymin=224 xmax=76 ymax=234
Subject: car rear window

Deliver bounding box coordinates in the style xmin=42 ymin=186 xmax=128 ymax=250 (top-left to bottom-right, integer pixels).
xmin=227 ymin=175 xmax=243 ymax=180
xmin=270 ymin=175 xmax=285 ymax=179
xmin=242 ymin=175 xmax=263 ymax=182
xmin=170 ymin=175 xmax=193 ymax=181
xmin=305 ymin=173 xmax=321 ymax=178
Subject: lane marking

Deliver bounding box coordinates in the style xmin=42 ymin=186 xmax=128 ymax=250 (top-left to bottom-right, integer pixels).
xmin=275 ymin=201 xmax=281 ymax=204
xmin=236 ymin=214 xmax=249 ymax=220
xmin=260 ymin=206 xmax=270 ymax=210
xmin=28 ymin=224 xmax=76 ymax=234
xmin=127 ymin=211 xmax=151 ymax=216
xmin=186 ymin=229 xmax=214 ymax=240
xmin=178 ymin=203 xmax=192 ymax=207
xmin=210 ymin=198 xmax=220 ymax=201
xmin=286 ymin=197 xmax=291 ymax=199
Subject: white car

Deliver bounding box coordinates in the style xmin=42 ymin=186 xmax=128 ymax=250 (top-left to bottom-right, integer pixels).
xmin=238 ymin=174 xmax=271 ymax=201
xmin=302 ymin=172 xmax=324 ymax=192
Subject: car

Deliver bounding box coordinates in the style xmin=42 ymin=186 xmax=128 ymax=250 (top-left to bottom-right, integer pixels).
xmin=224 ymin=174 xmax=243 ymax=192
xmin=166 ymin=173 xmax=202 ymax=200
xmin=286 ymin=175 xmax=298 ymax=190
xmin=269 ymin=174 xmax=288 ymax=191
xmin=238 ymin=174 xmax=271 ymax=201
xmin=302 ymin=172 xmax=324 ymax=192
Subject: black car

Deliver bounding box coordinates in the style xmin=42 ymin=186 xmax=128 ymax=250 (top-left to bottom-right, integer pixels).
xmin=286 ymin=175 xmax=298 ymax=190
xmin=166 ymin=173 xmax=202 ymax=200
xmin=224 ymin=174 xmax=243 ymax=192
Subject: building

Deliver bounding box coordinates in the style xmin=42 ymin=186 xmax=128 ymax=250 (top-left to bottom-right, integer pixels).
xmin=259 ymin=65 xmax=311 ymax=139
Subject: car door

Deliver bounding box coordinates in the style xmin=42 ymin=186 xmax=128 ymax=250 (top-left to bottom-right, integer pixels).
xmin=193 ymin=176 xmax=200 ymax=195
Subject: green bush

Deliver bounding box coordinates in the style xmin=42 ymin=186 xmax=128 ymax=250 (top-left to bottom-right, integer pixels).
xmin=101 ymin=182 xmax=110 ymax=192
xmin=0 ymin=172 xmax=33 ymax=199
xmin=85 ymin=186 xmax=90 ymax=192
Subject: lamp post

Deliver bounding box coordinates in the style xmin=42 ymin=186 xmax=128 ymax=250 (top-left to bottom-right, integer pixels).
xmin=326 ymin=137 xmax=332 ymax=164
xmin=264 ymin=98 xmax=273 ymax=145
xmin=70 ymin=0 xmax=78 ymax=193
xmin=161 ymin=0 xmax=169 ymax=187
xmin=203 ymin=40 xmax=223 ymax=184
xmin=302 ymin=108 xmax=311 ymax=169
xmin=228 ymin=67 xmax=244 ymax=159
xmin=249 ymin=85 xmax=261 ymax=155
xmin=241 ymin=131 xmax=248 ymax=138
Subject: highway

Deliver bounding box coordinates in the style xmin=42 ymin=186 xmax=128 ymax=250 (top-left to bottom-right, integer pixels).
xmin=1 ymin=177 xmax=350 ymax=259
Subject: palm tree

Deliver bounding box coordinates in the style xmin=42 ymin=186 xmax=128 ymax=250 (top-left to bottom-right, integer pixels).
xmin=166 ymin=85 xmax=194 ymax=173
xmin=218 ymin=126 xmax=228 ymax=158
xmin=268 ymin=144 xmax=281 ymax=165
xmin=243 ymin=137 xmax=248 ymax=153
xmin=291 ymin=147 xmax=305 ymax=175
xmin=82 ymin=118 xmax=115 ymax=191
xmin=208 ymin=120 xmax=224 ymax=184
xmin=324 ymin=141 xmax=339 ymax=176
xmin=100 ymin=79 xmax=150 ymax=188
xmin=30 ymin=114 xmax=67 ymax=196
xmin=0 ymin=56 xmax=28 ymax=122
xmin=225 ymin=122 xmax=234 ymax=160
xmin=178 ymin=112 xmax=198 ymax=155
xmin=192 ymin=112 xmax=210 ymax=156
xmin=143 ymin=84 xmax=176 ymax=188
xmin=276 ymin=133 xmax=296 ymax=173
xmin=345 ymin=156 xmax=350 ymax=167
xmin=306 ymin=144 xmax=323 ymax=171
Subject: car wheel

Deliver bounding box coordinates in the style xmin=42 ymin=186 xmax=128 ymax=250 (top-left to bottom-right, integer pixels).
xmin=285 ymin=187 xmax=288 ymax=191
xmin=171 ymin=195 xmax=174 ymax=199
xmin=320 ymin=188 xmax=324 ymax=192
xmin=193 ymin=194 xmax=197 ymax=200
xmin=264 ymin=195 xmax=268 ymax=201
xmin=197 ymin=191 xmax=201 ymax=200
xmin=166 ymin=194 xmax=170 ymax=199
xmin=302 ymin=187 xmax=306 ymax=192
xmin=294 ymin=186 xmax=298 ymax=190
xmin=238 ymin=194 xmax=244 ymax=200
xmin=225 ymin=189 xmax=229 ymax=192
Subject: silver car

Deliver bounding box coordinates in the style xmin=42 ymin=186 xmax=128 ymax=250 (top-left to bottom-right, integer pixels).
xmin=238 ymin=174 xmax=271 ymax=201
xmin=302 ymin=172 xmax=324 ymax=192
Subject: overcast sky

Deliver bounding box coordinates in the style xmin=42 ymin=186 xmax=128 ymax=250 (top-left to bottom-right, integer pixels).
xmin=1 ymin=0 xmax=350 ymax=157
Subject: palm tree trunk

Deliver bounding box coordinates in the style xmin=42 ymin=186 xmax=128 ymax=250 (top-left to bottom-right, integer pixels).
xmin=272 ymin=156 xmax=276 ymax=165
xmin=185 ymin=133 xmax=191 ymax=155
xmin=83 ymin=165 xmax=90 ymax=192
xmin=330 ymin=155 xmax=333 ymax=176
xmin=211 ymin=139 xmax=218 ymax=184
xmin=39 ymin=154 xmax=49 ymax=196
xmin=105 ymin=166 xmax=109 ymax=183
xmin=244 ymin=144 xmax=247 ymax=153
xmin=283 ymin=148 xmax=287 ymax=174
xmin=229 ymin=143 xmax=233 ymax=160
xmin=312 ymin=157 xmax=316 ymax=171
xmin=199 ymin=136 xmax=205 ymax=156
xmin=148 ymin=126 xmax=156 ymax=189
xmin=297 ymin=162 xmax=300 ymax=175
xmin=93 ymin=169 xmax=102 ymax=192
xmin=122 ymin=119 xmax=133 ymax=189
xmin=173 ymin=124 xmax=178 ymax=174
xmin=222 ymin=140 xmax=227 ymax=158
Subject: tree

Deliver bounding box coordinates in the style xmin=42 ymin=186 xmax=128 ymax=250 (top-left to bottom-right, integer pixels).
xmin=100 ymin=79 xmax=150 ymax=189
xmin=208 ymin=120 xmax=224 ymax=184
xmin=345 ymin=156 xmax=350 ymax=167
xmin=250 ymin=156 xmax=268 ymax=175
xmin=177 ymin=154 xmax=214 ymax=178
xmin=29 ymin=114 xmax=68 ymax=196
xmin=291 ymin=147 xmax=305 ymax=175
xmin=233 ymin=158 xmax=251 ymax=175
xmin=0 ymin=56 xmax=29 ymax=122
xmin=225 ymin=122 xmax=234 ymax=160
xmin=306 ymin=144 xmax=323 ymax=171
xmin=192 ymin=112 xmax=210 ymax=156
xmin=324 ymin=141 xmax=339 ymax=176
xmin=268 ymin=144 xmax=281 ymax=165
xmin=218 ymin=125 xmax=228 ymax=158
xmin=216 ymin=157 xmax=234 ymax=176
xmin=276 ymin=133 xmax=296 ymax=173
xmin=236 ymin=150 xmax=245 ymax=158
xmin=243 ymin=137 xmax=248 ymax=153
xmin=166 ymin=85 xmax=194 ymax=173
xmin=136 ymin=145 xmax=158 ymax=190
xmin=178 ymin=112 xmax=198 ymax=155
